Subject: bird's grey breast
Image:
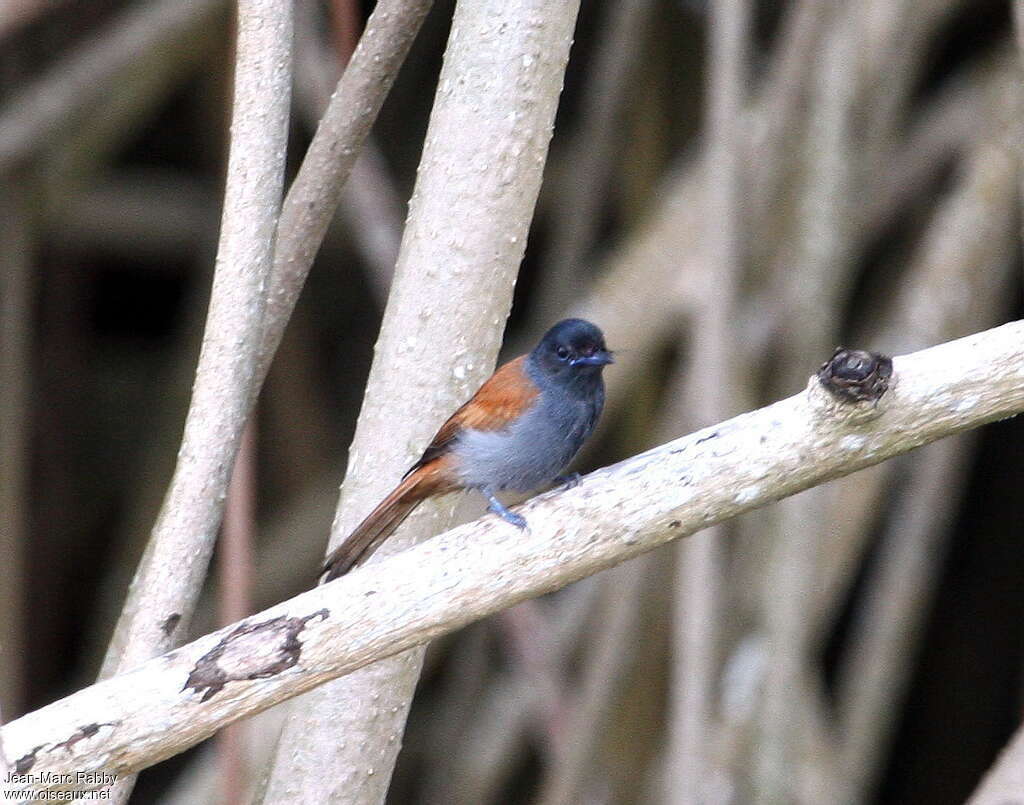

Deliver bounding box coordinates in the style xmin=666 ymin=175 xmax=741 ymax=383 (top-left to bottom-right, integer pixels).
xmin=455 ymin=382 xmax=602 ymax=492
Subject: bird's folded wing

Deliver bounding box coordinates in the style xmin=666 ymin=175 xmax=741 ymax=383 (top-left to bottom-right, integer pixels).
xmin=404 ymin=355 xmax=539 ymax=475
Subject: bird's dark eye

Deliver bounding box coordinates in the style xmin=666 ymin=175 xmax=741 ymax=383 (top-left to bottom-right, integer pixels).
xmin=556 ymin=345 xmax=570 ymax=360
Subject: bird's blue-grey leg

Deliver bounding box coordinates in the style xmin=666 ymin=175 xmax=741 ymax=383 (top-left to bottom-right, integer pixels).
xmin=555 ymin=472 xmax=581 ymax=489
xmin=483 ymin=488 xmax=527 ymax=529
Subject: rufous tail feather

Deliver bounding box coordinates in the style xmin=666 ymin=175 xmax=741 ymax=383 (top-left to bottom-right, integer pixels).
xmin=320 ymin=466 xmax=443 ymax=581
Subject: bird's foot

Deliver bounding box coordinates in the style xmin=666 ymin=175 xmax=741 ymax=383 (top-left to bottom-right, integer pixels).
xmin=485 ymin=492 xmax=528 ymax=529
xmin=555 ymin=472 xmax=582 ymax=490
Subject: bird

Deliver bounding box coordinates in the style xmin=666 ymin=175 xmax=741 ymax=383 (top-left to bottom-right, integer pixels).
xmin=321 ymin=318 xmax=614 ymax=581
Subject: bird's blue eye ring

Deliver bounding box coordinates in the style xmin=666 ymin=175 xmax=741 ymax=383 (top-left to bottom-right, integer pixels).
xmin=556 ymin=345 xmax=570 ymax=360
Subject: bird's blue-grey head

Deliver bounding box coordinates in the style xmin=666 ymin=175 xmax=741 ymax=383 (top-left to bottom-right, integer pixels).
xmin=529 ymin=319 xmax=614 ymax=387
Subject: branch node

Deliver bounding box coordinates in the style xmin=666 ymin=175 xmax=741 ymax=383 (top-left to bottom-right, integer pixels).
xmin=809 ymin=348 xmax=893 ymax=424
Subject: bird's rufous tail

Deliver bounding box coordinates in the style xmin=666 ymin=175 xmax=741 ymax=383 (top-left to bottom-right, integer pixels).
xmin=320 ymin=461 xmax=452 ymax=582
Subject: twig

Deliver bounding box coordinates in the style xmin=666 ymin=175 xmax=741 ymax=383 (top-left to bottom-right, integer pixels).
xmin=663 ymin=0 xmax=749 ymax=799
xmin=530 ymin=0 xmax=656 ymax=325
xmin=60 ymin=172 xmax=220 ymax=262
xmin=497 ymin=602 xmax=569 ymax=756
xmin=537 ymin=556 xmax=654 ymax=805
xmin=836 ymin=140 xmax=1021 ymax=792
xmin=0 ymin=1 xmax=70 ymax=39
xmin=821 ymin=136 xmax=1019 ymax=628
xmin=417 ymin=579 xmax=600 ymax=804
xmin=292 ymin=0 xmax=404 ymax=305
xmin=3 ymin=320 xmax=1024 ymax=791
xmin=746 ymin=0 xmax=833 ymax=252
xmin=755 ymin=9 xmax=859 ymax=799
xmin=836 ymin=438 xmax=974 ymax=792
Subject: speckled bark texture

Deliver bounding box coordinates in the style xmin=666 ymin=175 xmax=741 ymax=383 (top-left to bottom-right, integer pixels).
xmin=258 ymin=2 xmax=584 ymax=802
xmin=3 ymin=320 xmax=1024 ymax=796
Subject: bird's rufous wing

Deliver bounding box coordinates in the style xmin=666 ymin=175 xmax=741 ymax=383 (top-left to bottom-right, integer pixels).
xmin=404 ymin=355 xmax=539 ymax=476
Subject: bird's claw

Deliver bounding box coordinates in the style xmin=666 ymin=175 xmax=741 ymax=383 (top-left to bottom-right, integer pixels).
xmin=485 ymin=491 xmax=528 ymax=530
xmin=501 ymin=510 xmax=528 ymax=529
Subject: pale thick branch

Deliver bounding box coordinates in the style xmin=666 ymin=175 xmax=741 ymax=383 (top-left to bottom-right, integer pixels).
xmin=3 ymin=320 xmax=1024 ymax=792
xmin=260 ymin=0 xmax=584 ymax=800
xmin=100 ymin=0 xmax=291 ymax=676
xmin=96 ymin=4 xmax=292 ymax=801
xmin=970 ymin=722 xmax=1024 ymax=803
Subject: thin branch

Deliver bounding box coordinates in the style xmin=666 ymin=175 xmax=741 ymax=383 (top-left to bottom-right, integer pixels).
xmin=217 ymin=419 xmax=257 ymax=804
xmin=664 ymin=0 xmax=749 ymax=799
xmin=3 ymin=321 xmax=1024 ymax=792
xmin=100 ymin=0 xmax=291 ymax=677
xmin=60 ymin=172 xmax=220 ymax=262
xmin=835 ymin=437 xmax=974 ymax=791
xmin=756 ymin=10 xmax=859 ymax=798
xmin=95 ymin=9 xmax=290 ymax=803
xmin=418 ymin=580 xmax=600 ymax=804
xmin=819 ymin=133 xmax=1019 ymax=625
xmin=530 ymin=0 xmax=656 ymax=324
xmin=537 ymin=556 xmax=653 ymax=805
xmin=292 ymin=0 xmax=404 ymax=305
xmin=0 ymin=186 xmax=30 ymax=720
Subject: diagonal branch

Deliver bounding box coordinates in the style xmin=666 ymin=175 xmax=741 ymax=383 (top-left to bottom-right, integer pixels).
xmin=100 ymin=0 xmax=292 ymax=681
xmin=3 ymin=319 xmax=1024 ymax=794
xmin=256 ymin=0 xmax=434 ymax=383
xmin=95 ymin=2 xmax=292 ymax=802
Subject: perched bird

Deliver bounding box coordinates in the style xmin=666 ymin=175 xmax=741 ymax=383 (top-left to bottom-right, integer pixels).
xmin=321 ymin=318 xmax=614 ymax=581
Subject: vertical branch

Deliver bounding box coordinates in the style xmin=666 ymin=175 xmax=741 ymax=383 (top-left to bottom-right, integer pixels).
xmin=99 ymin=1 xmax=292 ymax=799
xmin=292 ymin=0 xmax=404 ymax=306
xmin=664 ymin=0 xmax=750 ymax=800
xmin=102 ymin=0 xmax=291 ymax=676
xmin=217 ymin=419 xmax=257 ymax=804
xmin=259 ymin=1 xmax=584 ymax=802
xmin=836 ymin=141 xmax=1019 ymax=793
xmin=0 ymin=188 xmax=30 ymax=721
xmin=1013 ymin=0 xmax=1024 ymax=254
